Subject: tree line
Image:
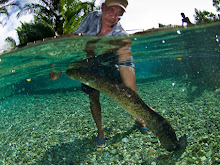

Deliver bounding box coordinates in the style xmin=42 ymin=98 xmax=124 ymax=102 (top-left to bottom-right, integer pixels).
xmin=195 ymin=0 xmax=220 ymax=24
xmin=1 ymin=0 xmax=96 ymax=46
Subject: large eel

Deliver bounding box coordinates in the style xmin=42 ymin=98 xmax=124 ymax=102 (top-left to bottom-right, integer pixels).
xmin=66 ymin=68 xmax=187 ymax=152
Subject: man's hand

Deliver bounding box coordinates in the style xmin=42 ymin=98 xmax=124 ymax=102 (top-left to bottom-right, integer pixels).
xmin=49 ymin=71 xmax=62 ymax=80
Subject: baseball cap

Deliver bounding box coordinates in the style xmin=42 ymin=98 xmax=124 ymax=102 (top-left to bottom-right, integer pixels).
xmin=105 ymin=0 xmax=128 ymax=11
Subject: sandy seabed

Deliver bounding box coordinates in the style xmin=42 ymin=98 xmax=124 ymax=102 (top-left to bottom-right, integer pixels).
xmin=0 ymin=78 xmax=219 ymax=164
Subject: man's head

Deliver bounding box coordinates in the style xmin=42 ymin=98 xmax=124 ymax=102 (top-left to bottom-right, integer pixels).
xmin=181 ymin=13 xmax=185 ymax=18
xmin=105 ymin=0 xmax=128 ymax=12
xmin=101 ymin=0 xmax=128 ymax=27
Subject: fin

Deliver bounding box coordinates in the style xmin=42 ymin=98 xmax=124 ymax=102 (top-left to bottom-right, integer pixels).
xmin=178 ymin=134 xmax=187 ymax=150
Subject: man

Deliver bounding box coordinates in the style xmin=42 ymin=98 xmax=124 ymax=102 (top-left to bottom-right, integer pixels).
xmin=50 ymin=0 xmax=148 ymax=148
xmin=73 ymin=0 xmax=149 ymax=148
xmin=181 ymin=13 xmax=192 ymax=26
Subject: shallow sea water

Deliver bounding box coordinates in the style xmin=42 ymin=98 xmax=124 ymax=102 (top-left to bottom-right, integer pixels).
xmin=0 ymin=22 xmax=220 ymax=164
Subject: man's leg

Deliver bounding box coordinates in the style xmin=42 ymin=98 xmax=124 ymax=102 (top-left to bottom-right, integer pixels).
xmin=89 ymin=90 xmax=105 ymax=146
xmin=119 ymin=65 xmax=148 ymax=132
xmin=116 ymin=38 xmax=149 ymax=131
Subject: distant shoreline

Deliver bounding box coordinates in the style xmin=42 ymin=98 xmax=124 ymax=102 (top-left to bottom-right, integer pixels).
xmin=134 ymin=21 xmax=220 ymax=35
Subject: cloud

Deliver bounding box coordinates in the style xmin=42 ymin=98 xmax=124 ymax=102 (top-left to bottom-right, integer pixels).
xmin=0 ymin=0 xmax=35 ymax=52
xmin=19 ymin=0 xmax=40 ymax=8
xmin=0 ymin=10 xmax=33 ymax=52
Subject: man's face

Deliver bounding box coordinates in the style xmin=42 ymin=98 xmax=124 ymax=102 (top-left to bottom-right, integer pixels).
xmin=102 ymin=4 xmax=125 ymax=27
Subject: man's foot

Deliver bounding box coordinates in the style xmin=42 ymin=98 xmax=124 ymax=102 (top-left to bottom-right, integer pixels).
xmin=131 ymin=107 xmax=155 ymax=134
xmin=94 ymin=130 xmax=106 ymax=148
xmin=94 ymin=137 xmax=106 ymax=148
xmin=134 ymin=120 xmax=149 ymax=134
xmin=134 ymin=124 xmax=149 ymax=134
xmin=131 ymin=116 xmax=149 ymax=134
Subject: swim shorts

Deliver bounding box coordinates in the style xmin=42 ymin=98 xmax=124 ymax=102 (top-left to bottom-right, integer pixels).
xmin=81 ymin=52 xmax=134 ymax=95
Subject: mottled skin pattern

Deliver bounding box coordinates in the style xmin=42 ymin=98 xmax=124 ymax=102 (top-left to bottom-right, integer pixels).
xmin=66 ymin=68 xmax=187 ymax=152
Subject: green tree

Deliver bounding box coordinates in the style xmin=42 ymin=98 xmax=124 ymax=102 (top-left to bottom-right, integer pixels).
xmin=18 ymin=0 xmax=95 ymax=35
xmin=194 ymin=9 xmax=217 ymax=24
xmin=213 ymin=0 xmax=220 ymax=12
xmin=16 ymin=20 xmax=55 ymax=46
xmin=60 ymin=0 xmax=95 ymax=34
xmin=17 ymin=0 xmax=64 ymax=34
xmin=194 ymin=0 xmax=220 ymax=24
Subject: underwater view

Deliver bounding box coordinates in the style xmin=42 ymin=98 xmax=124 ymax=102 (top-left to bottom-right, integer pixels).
xmin=0 ymin=22 xmax=220 ymax=164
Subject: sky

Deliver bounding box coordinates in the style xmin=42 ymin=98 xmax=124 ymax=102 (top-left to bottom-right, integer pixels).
xmin=0 ymin=0 xmax=219 ymax=52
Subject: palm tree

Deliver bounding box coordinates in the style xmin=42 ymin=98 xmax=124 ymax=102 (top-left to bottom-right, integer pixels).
xmin=17 ymin=0 xmax=63 ymax=34
xmin=0 ymin=0 xmax=11 ymax=17
xmin=0 ymin=0 xmax=19 ymax=24
xmin=60 ymin=0 xmax=95 ymax=33
xmin=17 ymin=0 xmax=95 ymax=35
